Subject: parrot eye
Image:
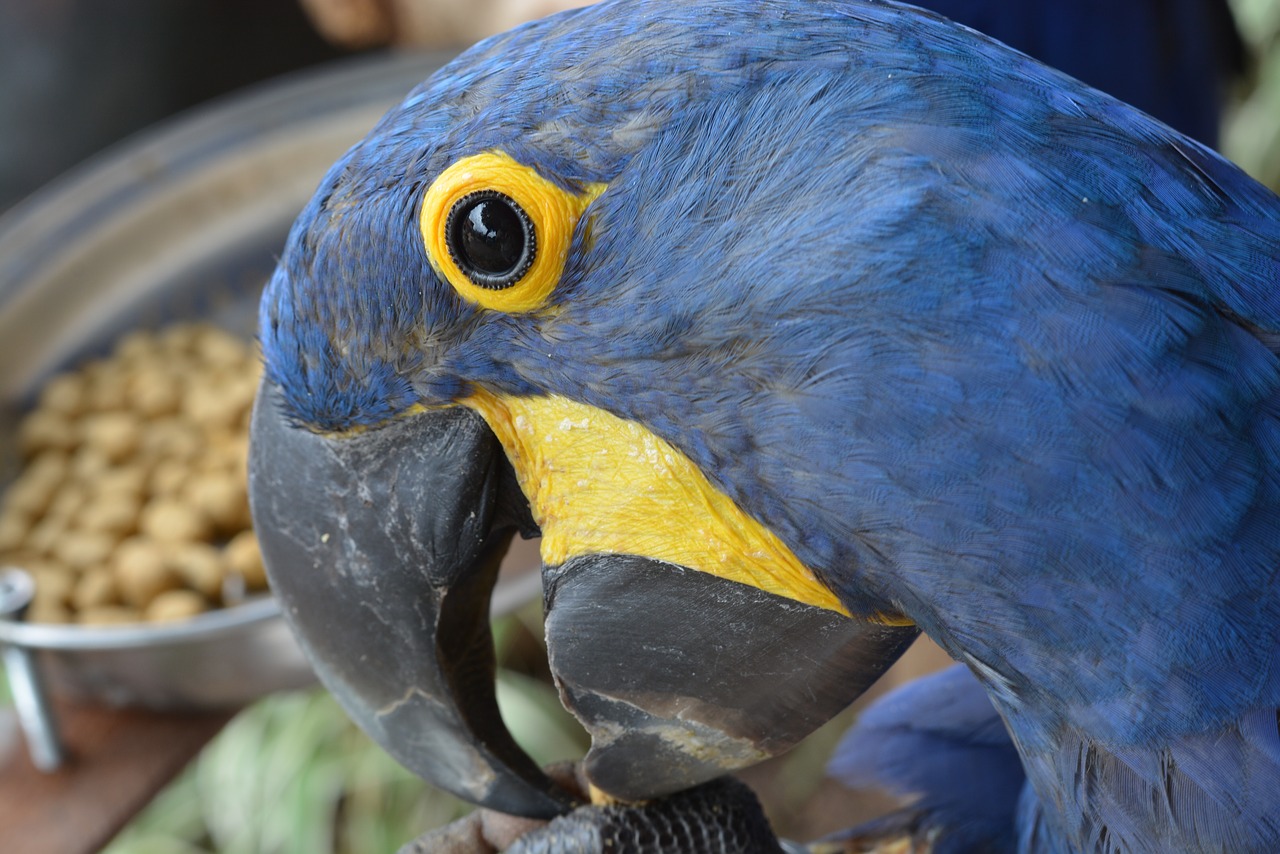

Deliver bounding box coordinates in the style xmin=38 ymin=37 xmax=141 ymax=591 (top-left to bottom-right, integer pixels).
xmin=445 ymin=191 xmax=536 ymax=289
xmin=420 ymin=150 xmax=604 ymax=313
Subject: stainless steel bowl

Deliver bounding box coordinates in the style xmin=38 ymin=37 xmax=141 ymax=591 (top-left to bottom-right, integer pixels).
xmin=0 ymin=51 xmax=457 ymax=766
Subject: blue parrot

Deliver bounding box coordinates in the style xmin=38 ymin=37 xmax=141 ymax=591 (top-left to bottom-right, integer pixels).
xmin=246 ymin=0 xmax=1280 ymax=851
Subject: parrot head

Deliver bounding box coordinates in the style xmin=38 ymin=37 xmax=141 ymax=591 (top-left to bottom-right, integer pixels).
xmin=249 ymin=0 xmax=928 ymax=817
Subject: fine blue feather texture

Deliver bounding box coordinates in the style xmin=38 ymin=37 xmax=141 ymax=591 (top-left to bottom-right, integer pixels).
xmin=258 ymin=2 xmax=1280 ymax=850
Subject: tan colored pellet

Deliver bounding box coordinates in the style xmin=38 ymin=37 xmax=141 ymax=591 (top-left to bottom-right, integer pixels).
xmin=0 ymin=511 xmax=29 ymax=552
xmin=37 ymin=372 xmax=87 ymax=417
xmin=125 ymin=366 xmax=181 ymax=418
xmin=80 ymin=411 xmax=141 ymax=464
xmin=184 ymin=471 xmax=249 ymax=535
xmin=145 ymin=589 xmax=208 ymax=623
xmin=225 ymin=530 xmax=266 ymax=591
xmin=53 ymin=531 xmax=118 ymax=571
xmin=29 ymin=564 xmax=75 ymax=609
xmin=113 ymin=536 xmax=180 ymax=608
xmin=165 ymin=542 xmax=226 ymax=601
xmin=71 ymin=568 xmax=119 ymax=611
xmin=18 ymin=411 xmax=78 ymax=456
xmin=78 ymin=605 xmax=141 ymax=625
xmin=77 ymin=496 xmax=140 ymax=538
xmin=139 ymin=497 xmax=213 ymax=543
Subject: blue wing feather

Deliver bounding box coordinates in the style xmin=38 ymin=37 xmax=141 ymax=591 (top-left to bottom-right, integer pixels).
xmin=828 ymin=664 xmax=1024 ymax=853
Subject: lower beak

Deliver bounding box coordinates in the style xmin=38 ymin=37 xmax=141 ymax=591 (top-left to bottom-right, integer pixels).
xmin=545 ymin=554 xmax=917 ymax=801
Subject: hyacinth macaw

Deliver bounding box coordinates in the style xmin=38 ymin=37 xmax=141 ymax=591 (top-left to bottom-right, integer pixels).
xmin=246 ymin=0 xmax=1280 ymax=851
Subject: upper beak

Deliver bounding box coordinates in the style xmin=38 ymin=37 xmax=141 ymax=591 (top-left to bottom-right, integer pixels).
xmin=249 ymin=378 xmax=917 ymax=817
xmin=248 ymin=379 xmax=576 ymax=818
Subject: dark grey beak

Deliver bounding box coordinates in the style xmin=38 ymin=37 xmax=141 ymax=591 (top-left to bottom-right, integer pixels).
xmin=247 ymin=379 xmax=576 ymax=818
xmin=544 ymin=554 xmax=918 ymax=801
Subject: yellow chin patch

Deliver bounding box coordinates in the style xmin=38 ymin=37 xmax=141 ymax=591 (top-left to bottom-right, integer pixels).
xmin=464 ymin=390 xmax=850 ymax=616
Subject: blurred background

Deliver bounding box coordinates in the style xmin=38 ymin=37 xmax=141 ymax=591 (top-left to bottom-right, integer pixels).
xmin=1 ymin=0 xmax=1279 ymax=851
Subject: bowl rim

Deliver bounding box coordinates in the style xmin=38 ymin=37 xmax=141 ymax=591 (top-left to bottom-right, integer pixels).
xmin=0 ymin=594 xmax=283 ymax=650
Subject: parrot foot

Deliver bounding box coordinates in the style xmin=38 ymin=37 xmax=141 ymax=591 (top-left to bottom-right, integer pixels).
xmin=398 ymin=763 xmax=789 ymax=853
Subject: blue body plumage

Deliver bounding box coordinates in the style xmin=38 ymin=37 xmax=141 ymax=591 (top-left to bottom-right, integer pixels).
xmin=258 ymin=1 xmax=1280 ymax=850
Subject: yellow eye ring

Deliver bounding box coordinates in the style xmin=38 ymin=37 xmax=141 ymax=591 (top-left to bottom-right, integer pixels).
xmin=420 ymin=151 xmax=603 ymax=313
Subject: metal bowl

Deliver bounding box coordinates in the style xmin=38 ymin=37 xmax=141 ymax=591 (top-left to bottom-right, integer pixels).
xmin=0 ymin=51 xmax=457 ymax=765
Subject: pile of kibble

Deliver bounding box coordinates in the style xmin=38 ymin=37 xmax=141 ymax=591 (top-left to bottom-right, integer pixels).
xmin=0 ymin=323 xmax=267 ymax=625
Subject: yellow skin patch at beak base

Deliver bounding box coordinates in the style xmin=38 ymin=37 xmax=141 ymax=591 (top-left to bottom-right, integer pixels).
xmin=464 ymin=389 xmax=851 ymax=616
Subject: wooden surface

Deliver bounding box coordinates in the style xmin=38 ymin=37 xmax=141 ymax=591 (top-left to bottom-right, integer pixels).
xmin=0 ymin=700 xmax=233 ymax=854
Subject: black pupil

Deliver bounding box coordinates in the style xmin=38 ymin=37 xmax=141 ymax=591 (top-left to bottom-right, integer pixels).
xmin=454 ymin=196 xmax=526 ymax=278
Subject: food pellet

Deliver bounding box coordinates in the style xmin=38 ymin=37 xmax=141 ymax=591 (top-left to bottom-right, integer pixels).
xmin=37 ymin=373 xmax=87 ymax=417
xmin=53 ymin=531 xmax=118 ymax=571
xmin=25 ymin=517 xmax=67 ymax=557
xmin=225 ymin=530 xmax=267 ymax=591
xmin=91 ymin=466 xmax=147 ymax=499
xmin=78 ymin=605 xmax=141 ymax=626
xmin=18 ymin=411 xmax=78 ymax=456
xmin=113 ymin=535 xmax=180 ymax=608
xmin=165 ymin=542 xmax=226 ymax=601
xmin=29 ymin=565 xmax=75 ymax=609
xmin=139 ymin=418 xmax=202 ymax=461
xmin=148 ymin=459 xmax=191 ymax=496
xmin=44 ymin=485 xmax=88 ymax=524
xmin=0 ymin=512 xmax=28 ymax=551
xmin=77 ymin=498 xmax=139 ymax=538
xmin=140 ymin=498 xmax=213 ymax=543
xmin=125 ymin=367 xmax=180 ymax=418
xmin=86 ymin=366 xmax=128 ymax=413
xmin=145 ymin=589 xmax=208 ymax=623
xmin=70 ymin=447 xmax=111 ymax=479
xmin=184 ymin=472 xmax=249 ymax=535
xmin=71 ymin=568 xmax=119 ymax=611
xmin=81 ymin=411 xmax=141 ymax=463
